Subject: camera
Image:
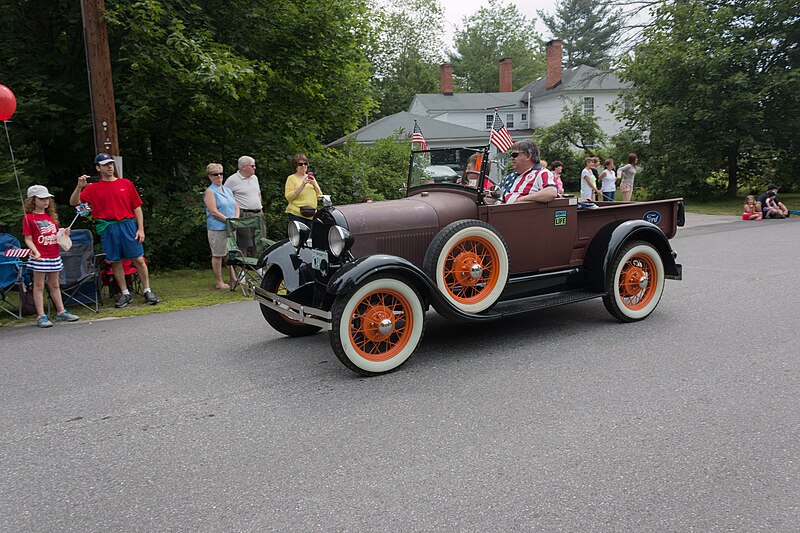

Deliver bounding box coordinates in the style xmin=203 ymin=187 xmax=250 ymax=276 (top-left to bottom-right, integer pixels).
xmin=86 ymin=175 xmax=100 ymax=183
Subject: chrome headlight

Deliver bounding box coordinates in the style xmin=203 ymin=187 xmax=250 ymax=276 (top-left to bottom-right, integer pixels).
xmin=328 ymin=225 xmax=353 ymax=257
xmin=288 ymin=220 xmax=311 ymax=248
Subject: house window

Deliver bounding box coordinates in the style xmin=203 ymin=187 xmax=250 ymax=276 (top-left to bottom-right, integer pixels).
xmin=486 ymin=114 xmax=494 ymax=130
xmin=506 ymin=113 xmax=514 ymax=129
xmin=623 ymin=97 xmax=634 ymax=113
xmin=521 ymin=113 xmax=527 ymax=122
xmin=582 ymin=97 xmax=595 ymax=114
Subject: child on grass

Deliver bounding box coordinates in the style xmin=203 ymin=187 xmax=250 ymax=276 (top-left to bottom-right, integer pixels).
xmin=742 ymin=195 xmax=762 ymax=220
xmin=22 ymin=185 xmax=79 ymax=328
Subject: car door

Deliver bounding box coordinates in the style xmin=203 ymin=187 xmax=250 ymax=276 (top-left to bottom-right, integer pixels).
xmin=480 ymin=197 xmax=578 ymax=274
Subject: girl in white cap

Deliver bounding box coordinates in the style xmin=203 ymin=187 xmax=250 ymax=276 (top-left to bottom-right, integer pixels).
xmin=22 ymin=185 xmax=79 ymax=327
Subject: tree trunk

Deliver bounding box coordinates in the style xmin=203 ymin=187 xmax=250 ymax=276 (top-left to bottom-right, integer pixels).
xmin=726 ymin=145 xmax=738 ymax=197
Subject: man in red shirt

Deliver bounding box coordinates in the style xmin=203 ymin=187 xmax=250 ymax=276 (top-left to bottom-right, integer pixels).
xmin=70 ymin=153 xmax=159 ymax=307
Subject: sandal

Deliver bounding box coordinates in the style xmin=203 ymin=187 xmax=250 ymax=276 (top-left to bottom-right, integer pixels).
xmin=216 ymin=282 xmax=230 ymax=290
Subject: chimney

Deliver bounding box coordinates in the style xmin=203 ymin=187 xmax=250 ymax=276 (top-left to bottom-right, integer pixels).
xmin=499 ymin=58 xmax=513 ymax=92
xmin=440 ymin=63 xmax=454 ymax=95
xmin=546 ymin=39 xmax=563 ymax=90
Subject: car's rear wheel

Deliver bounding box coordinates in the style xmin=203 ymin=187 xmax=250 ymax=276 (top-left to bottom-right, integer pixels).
xmin=260 ymin=267 xmax=321 ymax=337
xmin=602 ymin=240 xmax=665 ymax=322
xmin=330 ymin=275 xmax=425 ymax=376
xmin=423 ymin=220 xmax=509 ymax=313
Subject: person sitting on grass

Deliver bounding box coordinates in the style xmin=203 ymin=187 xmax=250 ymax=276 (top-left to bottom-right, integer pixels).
xmin=757 ymin=184 xmax=788 ymax=219
xmin=742 ymin=195 xmax=762 ymax=220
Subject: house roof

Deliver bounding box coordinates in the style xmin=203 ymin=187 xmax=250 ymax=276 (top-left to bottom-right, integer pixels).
xmin=410 ymin=92 xmax=527 ymax=113
xmin=327 ymin=111 xmax=490 ymax=148
xmin=517 ymin=65 xmax=632 ymax=104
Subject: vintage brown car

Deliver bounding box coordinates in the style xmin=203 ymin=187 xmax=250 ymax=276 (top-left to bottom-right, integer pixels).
xmin=254 ymin=148 xmax=684 ymax=376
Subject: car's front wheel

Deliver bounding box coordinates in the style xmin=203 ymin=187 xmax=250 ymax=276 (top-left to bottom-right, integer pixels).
xmin=330 ymin=275 xmax=425 ymax=376
xmin=602 ymin=240 xmax=665 ymax=322
xmin=424 ymin=220 xmax=509 ymax=313
xmin=260 ymin=267 xmax=321 ymax=337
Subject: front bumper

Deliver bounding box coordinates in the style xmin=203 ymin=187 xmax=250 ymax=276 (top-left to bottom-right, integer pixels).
xmin=253 ymin=286 xmax=332 ymax=330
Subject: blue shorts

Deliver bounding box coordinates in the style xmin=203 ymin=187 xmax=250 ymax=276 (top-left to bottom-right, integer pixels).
xmin=100 ymin=218 xmax=144 ymax=262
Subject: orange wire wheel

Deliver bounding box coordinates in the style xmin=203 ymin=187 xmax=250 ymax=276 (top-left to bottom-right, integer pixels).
xmin=331 ymin=276 xmax=425 ymax=376
xmin=347 ymin=288 xmax=414 ymax=362
xmin=424 ymin=220 xmax=509 ymax=313
xmin=602 ymin=240 xmax=665 ymax=322
xmin=617 ymin=253 xmax=658 ymax=311
xmin=441 ymin=235 xmax=501 ymax=305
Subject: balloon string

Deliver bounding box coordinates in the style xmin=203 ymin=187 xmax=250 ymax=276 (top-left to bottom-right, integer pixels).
xmin=3 ymin=120 xmax=25 ymax=216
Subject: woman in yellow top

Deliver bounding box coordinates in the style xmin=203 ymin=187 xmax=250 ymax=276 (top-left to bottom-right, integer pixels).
xmin=284 ymin=153 xmax=322 ymax=225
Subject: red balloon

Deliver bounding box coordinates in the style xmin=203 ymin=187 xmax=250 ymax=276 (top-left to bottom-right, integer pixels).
xmin=0 ymin=84 xmax=17 ymax=121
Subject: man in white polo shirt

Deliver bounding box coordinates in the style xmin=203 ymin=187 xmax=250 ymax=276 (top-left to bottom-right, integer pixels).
xmin=225 ymin=155 xmax=263 ymax=256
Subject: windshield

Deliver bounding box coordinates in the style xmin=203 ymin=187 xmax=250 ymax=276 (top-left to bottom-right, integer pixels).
xmin=409 ymin=147 xmax=489 ymax=190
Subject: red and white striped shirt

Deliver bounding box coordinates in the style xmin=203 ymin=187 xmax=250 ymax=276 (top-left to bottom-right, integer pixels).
xmin=504 ymin=167 xmax=556 ymax=204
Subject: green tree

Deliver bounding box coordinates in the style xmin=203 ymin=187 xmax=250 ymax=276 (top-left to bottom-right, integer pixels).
xmin=538 ymin=0 xmax=624 ymax=68
xmin=0 ymin=0 xmax=378 ymax=266
xmin=449 ymin=0 xmax=545 ymax=92
xmin=621 ymin=0 xmax=800 ymax=198
xmin=315 ymin=135 xmax=410 ymax=204
xmin=370 ymin=0 xmax=445 ymax=118
xmin=533 ymin=101 xmax=606 ymax=191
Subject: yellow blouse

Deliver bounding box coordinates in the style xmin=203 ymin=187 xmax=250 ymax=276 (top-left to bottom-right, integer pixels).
xmin=284 ymin=173 xmax=322 ymax=218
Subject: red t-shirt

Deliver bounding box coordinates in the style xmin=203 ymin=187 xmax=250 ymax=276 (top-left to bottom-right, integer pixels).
xmin=22 ymin=213 xmax=60 ymax=259
xmin=79 ymin=178 xmax=143 ymax=220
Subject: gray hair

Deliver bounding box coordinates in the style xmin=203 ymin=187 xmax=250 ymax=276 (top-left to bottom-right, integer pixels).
xmin=511 ymin=139 xmax=540 ymax=163
xmin=237 ymin=155 xmax=255 ymax=170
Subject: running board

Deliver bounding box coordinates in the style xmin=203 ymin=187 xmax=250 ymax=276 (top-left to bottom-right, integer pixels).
xmin=484 ymin=289 xmax=606 ymax=318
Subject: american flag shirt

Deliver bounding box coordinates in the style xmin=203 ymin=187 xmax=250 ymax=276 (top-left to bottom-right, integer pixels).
xmin=504 ymin=165 xmax=556 ymax=204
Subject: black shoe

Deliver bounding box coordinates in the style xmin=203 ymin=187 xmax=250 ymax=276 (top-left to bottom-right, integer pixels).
xmin=115 ymin=293 xmax=134 ymax=308
xmin=143 ymin=291 xmax=160 ymax=305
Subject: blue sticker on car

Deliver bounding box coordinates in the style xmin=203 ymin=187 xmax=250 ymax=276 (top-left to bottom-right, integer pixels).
xmin=554 ymin=210 xmax=567 ymax=226
xmin=643 ymin=210 xmax=661 ymax=224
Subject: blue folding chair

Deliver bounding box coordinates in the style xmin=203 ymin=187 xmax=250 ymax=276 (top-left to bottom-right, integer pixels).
xmin=0 ymin=233 xmax=31 ymax=319
xmin=58 ymin=229 xmax=103 ymax=313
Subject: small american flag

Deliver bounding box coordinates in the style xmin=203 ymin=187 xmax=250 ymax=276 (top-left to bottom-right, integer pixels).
xmin=412 ymin=121 xmax=428 ymax=150
xmin=3 ymin=248 xmax=30 ymax=258
xmin=489 ymin=110 xmax=514 ymax=153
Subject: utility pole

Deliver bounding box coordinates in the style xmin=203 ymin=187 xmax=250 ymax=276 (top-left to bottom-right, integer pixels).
xmin=81 ymin=0 xmax=119 ymax=157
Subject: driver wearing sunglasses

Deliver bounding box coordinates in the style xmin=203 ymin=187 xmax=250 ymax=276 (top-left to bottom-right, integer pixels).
xmin=503 ymin=140 xmax=558 ymax=204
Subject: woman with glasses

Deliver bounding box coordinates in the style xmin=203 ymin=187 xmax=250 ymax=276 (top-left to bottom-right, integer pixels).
xmin=284 ymin=153 xmax=322 ymax=226
xmin=204 ymin=162 xmax=238 ymax=289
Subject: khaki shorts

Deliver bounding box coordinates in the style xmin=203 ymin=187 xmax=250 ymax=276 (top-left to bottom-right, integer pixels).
xmin=207 ymin=229 xmax=228 ymax=257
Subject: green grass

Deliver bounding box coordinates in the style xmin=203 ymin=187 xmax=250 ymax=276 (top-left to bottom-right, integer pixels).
xmin=1 ymin=268 xmax=252 ymax=327
xmin=684 ymin=193 xmax=799 ymax=216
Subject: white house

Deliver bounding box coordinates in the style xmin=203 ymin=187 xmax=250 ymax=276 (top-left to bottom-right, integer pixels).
xmin=409 ymin=40 xmax=631 ymax=139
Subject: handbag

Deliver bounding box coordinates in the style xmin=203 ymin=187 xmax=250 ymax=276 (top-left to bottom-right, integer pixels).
xmin=19 ymin=282 xmax=37 ymax=316
xmin=57 ymin=228 xmax=72 ymax=251
xmin=299 ymin=206 xmax=316 ymax=218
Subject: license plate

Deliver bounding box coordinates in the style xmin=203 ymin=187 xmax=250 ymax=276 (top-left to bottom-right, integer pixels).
xmin=312 ymin=249 xmax=327 ymax=270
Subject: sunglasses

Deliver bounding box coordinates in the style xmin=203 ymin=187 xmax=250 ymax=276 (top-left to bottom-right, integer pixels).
xmin=510 ymin=152 xmax=520 ymax=158
xmin=297 ymin=162 xmax=309 ymax=166
xmin=209 ymin=172 xmax=223 ymax=176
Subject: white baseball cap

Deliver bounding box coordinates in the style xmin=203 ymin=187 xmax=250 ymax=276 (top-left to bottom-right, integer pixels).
xmin=27 ymin=185 xmax=54 ymax=199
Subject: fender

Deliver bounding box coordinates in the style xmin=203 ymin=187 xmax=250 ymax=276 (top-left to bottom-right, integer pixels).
xmin=326 ymin=255 xmax=497 ymax=322
xmin=257 ymin=239 xmax=316 ymax=292
xmin=583 ymin=220 xmax=682 ymax=291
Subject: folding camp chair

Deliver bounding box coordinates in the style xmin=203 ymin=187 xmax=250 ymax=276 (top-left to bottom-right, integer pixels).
xmin=101 ymin=258 xmax=143 ymax=299
xmin=58 ymin=229 xmax=102 ymax=313
xmin=226 ymin=214 xmax=274 ymax=296
xmin=0 ymin=233 xmax=32 ymax=319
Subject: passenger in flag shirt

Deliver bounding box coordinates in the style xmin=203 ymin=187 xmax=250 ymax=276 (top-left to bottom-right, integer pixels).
xmin=503 ymin=140 xmax=558 ymax=204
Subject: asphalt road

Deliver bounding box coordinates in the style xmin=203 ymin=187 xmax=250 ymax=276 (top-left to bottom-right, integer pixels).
xmin=1 ymin=216 xmax=798 ymax=532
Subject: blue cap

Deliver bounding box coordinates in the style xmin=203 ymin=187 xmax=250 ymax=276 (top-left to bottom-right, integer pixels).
xmin=94 ymin=153 xmax=114 ymax=165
